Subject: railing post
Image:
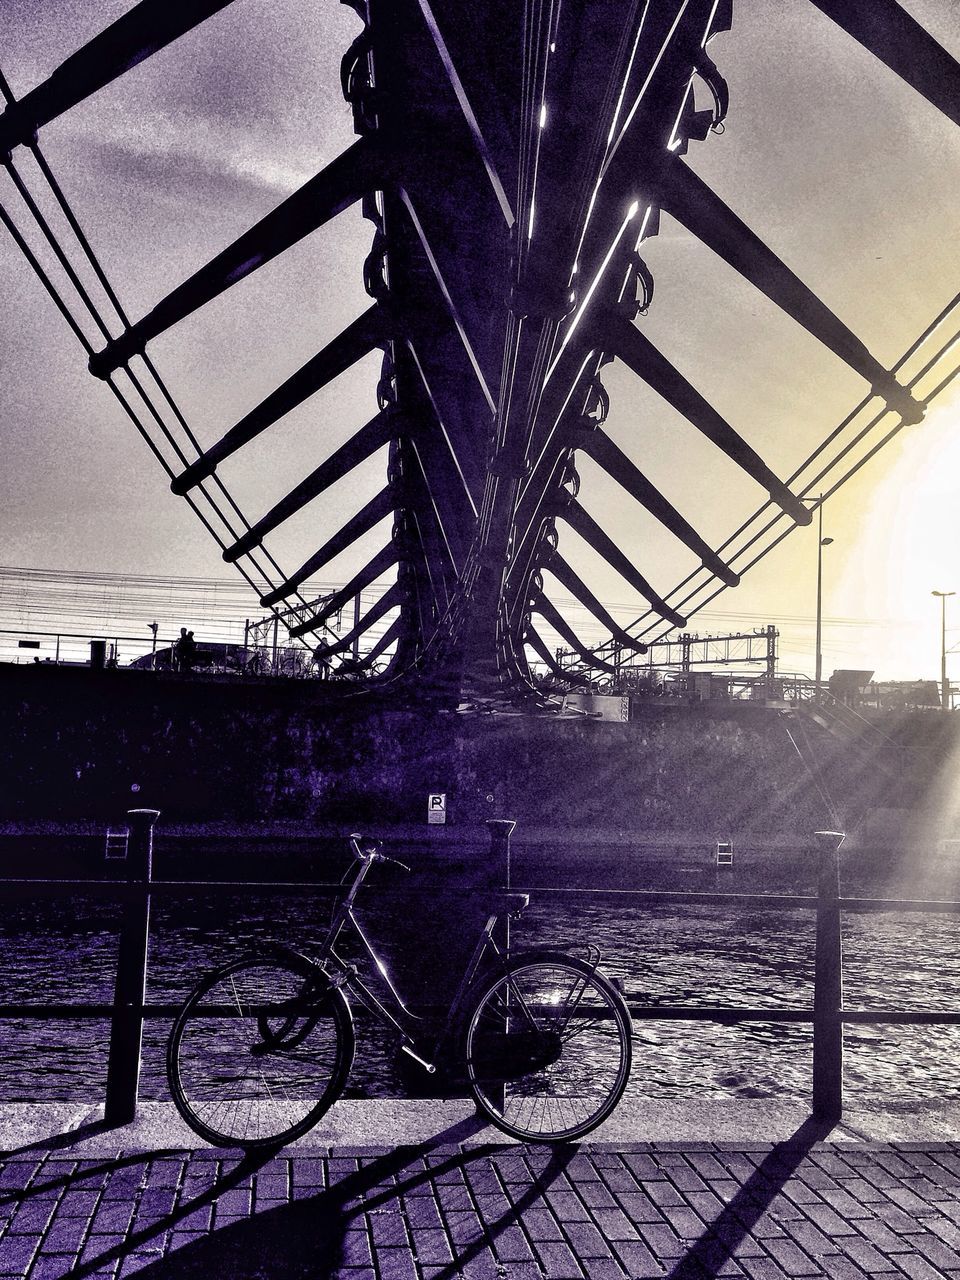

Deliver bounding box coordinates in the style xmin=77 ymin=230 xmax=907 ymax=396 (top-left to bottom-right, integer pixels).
xmin=486 ymin=818 xmax=516 ymax=953
xmin=104 ymin=808 xmax=158 ymax=1125
xmin=485 ymin=819 xmax=515 ymax=891
xmin=485 ymin=820 xmax=516 ymax=1115
xmin=813 ymin=829 xmax=845 ymax=1124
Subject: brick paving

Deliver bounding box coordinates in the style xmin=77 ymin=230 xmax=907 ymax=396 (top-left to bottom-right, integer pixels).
xmin=0 ymin=1139 xmax=958 ymax=1278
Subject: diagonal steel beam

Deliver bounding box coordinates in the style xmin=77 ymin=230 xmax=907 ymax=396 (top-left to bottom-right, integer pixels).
xmin=292 ymin=578 xmax=402 ymax=642
xmin=809 ymin=0 xmax=960 ymax=128
xmin=222 ymin=408 xmax=398 ymax=561
xmin=411 ymin=0 xmax=515 ymax=225
xmin=300 ymin=548 xmax=398 ymax=634
xmin=172 ymin=304 xmax=389 ymax=494
xmin=654 ymin=156 xmax=926 ymax=422
xmin=287 ymin=545 xmax=399 ymax=634
xmin=548 ymin=553 xmax=648 ymax=652
xmin=362 ymin=617 xmax=403 ymax=667
xmin=398 ymin=189 xmax=498 ymax=411
xmin=260 ymin=491 xmax=395 ymax=607
xmin=533 ymin=592 xmax=622 ymax=676
xmin=525 ymin=626 xmax=593 ymax=687
xmin=403 ymin=338 xmax=486 ymax=507
xmin=405 ymin=437 xmax=469 ymax=577
xmin=559 ymin=495 xmax=687 ymax=628
xmin=0 ymin=0 xmax=235 ymax=153
xmin=583 ymin=427 xmax=740 ymax=585
xmin=89 ymin=137 xmax=384 ymax=378
xmin=599 ymin=310 xmax=813 ymax=527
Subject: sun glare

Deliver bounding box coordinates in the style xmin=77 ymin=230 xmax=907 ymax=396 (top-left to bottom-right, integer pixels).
xmin=833 ymin=395 xmax=960 ymax=681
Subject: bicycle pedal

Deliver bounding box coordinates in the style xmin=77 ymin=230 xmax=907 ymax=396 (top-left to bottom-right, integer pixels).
xmin=400 ymin=1044 xmax=437 ymax=1074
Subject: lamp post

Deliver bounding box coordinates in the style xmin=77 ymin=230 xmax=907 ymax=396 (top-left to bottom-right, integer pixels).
xmin=932 ymin=591 xmax=954 ymax=712
xmin=814 ymin=501 xmax=834 ymax=702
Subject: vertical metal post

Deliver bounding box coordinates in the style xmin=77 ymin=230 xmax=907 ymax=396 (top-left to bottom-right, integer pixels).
xmin=104 ymin=808 xmax=159 ymax=1125
xmin=933 ymin=591 xmax=954 ymax=712
xmin=814 ymin=500 xmax=834 ymax=703
xmin=815 ymin=502 xmax=824 ymax=700
xmin=812 ymin=829 xmax=845 ymax=1124
xmin=486 ymin=819 xmax=516 ymax=1116
xmin=486 ymin=819 xmax=515 ymax=890
xmin=486 ymin=819 xmax=516 ymax=953
xmin=271 ymin=615 xmax=279 ymax=674
xmin=943 ymin=596 xmax=950 ymax=711
xmin=353 ymin=593 xmax=362 ymax=660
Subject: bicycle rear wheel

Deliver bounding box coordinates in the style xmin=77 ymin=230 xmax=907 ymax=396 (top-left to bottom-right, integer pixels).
xmin=464 ymin=950 xmax=632 ymax=1141
xmin=167 ymin=949 xmax=354 ymax=1148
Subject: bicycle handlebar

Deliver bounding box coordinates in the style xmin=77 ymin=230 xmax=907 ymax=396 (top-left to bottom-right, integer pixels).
xmin=348 ymin=833 xmax=410 ymax=872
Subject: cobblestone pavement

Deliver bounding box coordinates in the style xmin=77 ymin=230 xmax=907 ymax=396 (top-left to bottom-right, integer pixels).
xmin=1 ymin=1135 xmax=960 ymax=1279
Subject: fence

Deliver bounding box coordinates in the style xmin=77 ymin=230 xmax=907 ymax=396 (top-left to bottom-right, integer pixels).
xmin=0 ymin=814 xmax=958 ymax=1129
xmin=0 ymin=625 xmax=356 ymax=679
xmin=0 ymin=627 xmax=252 ymax=673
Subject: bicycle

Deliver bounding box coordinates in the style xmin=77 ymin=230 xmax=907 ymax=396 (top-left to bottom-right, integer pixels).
xmin=167 ymin=834 xmax=632 ymax=1147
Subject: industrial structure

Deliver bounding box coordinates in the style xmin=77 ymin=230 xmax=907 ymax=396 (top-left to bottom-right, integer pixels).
xmin=2 ymin=1 xmax=959 ymax=703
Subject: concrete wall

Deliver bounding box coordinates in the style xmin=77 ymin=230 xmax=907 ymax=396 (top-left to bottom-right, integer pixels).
xmin=0 ymin=664 xmax=917 ymax=839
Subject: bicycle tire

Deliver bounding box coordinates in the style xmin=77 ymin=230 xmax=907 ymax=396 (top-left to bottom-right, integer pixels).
xmin=464 ymin=950 xmax=632 ymax=1142
xmin=167 ymin=947 xmax=354 ymax=1149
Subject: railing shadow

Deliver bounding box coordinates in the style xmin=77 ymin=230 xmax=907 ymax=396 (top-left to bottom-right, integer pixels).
xmin=57 ymin=1118 xmax=572 ymax=1280
xmin=62 ymin=1147 xmax=279 ymax=1280
xmin=0 ymin=1114 xmax=129 ymax=1159
xmin=666 ymin=1115 xmax=835 ymax=1279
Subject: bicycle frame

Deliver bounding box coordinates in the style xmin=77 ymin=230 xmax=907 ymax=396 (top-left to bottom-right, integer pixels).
xmin=168 ymin=833 xmax=632 ymax=1150
xmin=313 ymin=846 xmax=529 ymax=1070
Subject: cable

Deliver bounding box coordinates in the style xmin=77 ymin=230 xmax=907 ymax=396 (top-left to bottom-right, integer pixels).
xmin=0 ymin=68 xmax=339 ymax=643
xmin=553 ymin=291 xmax=960 ymax=678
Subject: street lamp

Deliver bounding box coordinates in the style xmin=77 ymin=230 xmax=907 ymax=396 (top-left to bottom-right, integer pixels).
xmin=814 ymin=501 xmax=834 ymax=702
xmin=932 ymin=591 xmax=955 ymax=711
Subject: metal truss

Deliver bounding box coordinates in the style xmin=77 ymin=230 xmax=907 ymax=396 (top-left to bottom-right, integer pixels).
xmin=636 ymin=626 xmax=778 ymax=676
xmin=2 ymin=0 xmax=959 ymax=702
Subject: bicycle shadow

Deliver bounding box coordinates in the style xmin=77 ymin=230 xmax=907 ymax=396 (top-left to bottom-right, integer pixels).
xmin=666 ymin=1115 xmax=836 ymax=1279
xmin=63 ymin=1117 xmax=572 ymax=1280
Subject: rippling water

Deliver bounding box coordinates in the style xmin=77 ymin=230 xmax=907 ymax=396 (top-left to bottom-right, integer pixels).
xmin=1 ymin=888 xmax=959 ymax=1104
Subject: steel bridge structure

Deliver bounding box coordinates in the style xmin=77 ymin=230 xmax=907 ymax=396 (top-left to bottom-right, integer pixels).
xmin=2 ymin=1 xmax=959 ymax=704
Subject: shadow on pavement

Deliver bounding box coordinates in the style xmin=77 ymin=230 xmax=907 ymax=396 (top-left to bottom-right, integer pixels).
xmin=666 ymin=1115 xmax=836 ymax=1279
xmin=0 ymin=1115 xmax=123 ymax=1158
xmin=66 ymin=1115 xmax=533 ymax=1280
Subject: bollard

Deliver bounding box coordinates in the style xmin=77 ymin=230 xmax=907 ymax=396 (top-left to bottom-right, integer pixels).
xmin=485 ymin=819 xmax=516 ymax=890
xmin=486 ymin=819 xmax=516 ymax=956
xmin=812 ymin=829 xmax=845 ymax=1124
xmin=104 ymin=809 xmax=159 ymax=1125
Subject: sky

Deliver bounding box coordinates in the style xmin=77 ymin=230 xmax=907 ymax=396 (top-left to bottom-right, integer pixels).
xmin=1 ymin=0 xmax=959 ymax=681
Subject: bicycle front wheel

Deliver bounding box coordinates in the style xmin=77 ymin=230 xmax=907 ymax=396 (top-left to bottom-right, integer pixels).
xmin=465 ymin=951 xmax=632 ymax=1142
xmin=167 ymin=949 xmax=354 ymax=1148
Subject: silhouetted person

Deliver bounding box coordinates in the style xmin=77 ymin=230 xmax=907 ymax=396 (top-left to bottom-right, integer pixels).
xmin=182 ymin=630 xmax=197 ymax=673
xmin=174 ymin=627 xmax=197 ymax=674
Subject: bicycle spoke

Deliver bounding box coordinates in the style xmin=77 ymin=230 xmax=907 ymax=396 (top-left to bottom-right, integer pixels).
xmin=170 ymin=954 xmax=352 ymax=1148
xmin=466 ymin=956 xmax=631 ymax=1142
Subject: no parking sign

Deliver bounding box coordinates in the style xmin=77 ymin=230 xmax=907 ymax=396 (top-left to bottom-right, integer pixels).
xmin=427 ymin=792 xmax=446 ymax=824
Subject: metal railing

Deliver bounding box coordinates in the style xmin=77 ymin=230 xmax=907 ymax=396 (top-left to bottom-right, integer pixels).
xmin=0 ymin=817 xmax=958 ymax=1128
